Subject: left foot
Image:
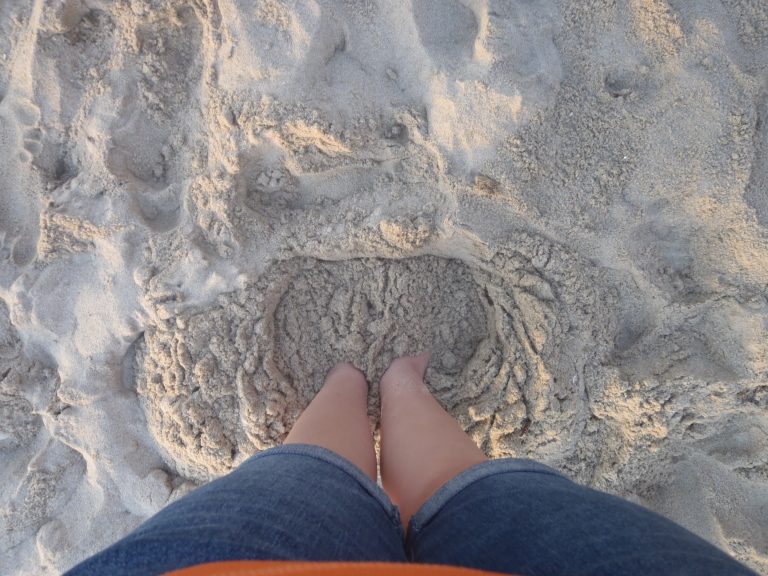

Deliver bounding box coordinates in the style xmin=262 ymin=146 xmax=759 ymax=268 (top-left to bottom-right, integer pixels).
xmin=325 ymin=362 xmax=368 ymax=389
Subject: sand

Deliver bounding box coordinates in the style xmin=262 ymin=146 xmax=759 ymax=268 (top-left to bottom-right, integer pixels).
xmin=1 ymin=0 xmax=767 ymax=574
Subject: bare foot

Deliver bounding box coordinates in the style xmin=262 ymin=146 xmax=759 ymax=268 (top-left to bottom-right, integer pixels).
xmin=284 ymin=361 xmax=376 ymax=480
xmin=379 ymin=351 xmax=487 ymax=528
xmin=380 ymin=352 xmax=432 ymax=394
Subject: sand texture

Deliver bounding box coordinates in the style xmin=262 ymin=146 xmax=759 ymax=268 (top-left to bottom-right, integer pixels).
xmin=1 ymin=0 xmax=768 ymax=574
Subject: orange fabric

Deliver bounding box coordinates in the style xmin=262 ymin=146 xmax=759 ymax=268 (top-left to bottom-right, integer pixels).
xmin=166 ymin=560 xmax=513 ymax=576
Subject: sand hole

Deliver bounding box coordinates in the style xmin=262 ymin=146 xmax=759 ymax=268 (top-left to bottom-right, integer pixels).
xmin=272 ymin=257 xmax=487 ymax=387
xmin=137 ymin=251 xmax=609 ymax=482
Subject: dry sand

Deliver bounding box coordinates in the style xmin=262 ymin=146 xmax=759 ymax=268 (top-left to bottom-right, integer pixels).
xmin=1 ymin=0 xmax=768 ymax=573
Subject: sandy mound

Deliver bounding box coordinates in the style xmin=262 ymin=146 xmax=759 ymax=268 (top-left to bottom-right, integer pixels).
xmin=136 ymin=248 xmax=611 ymax=481
xmin=0 ymin=0 xmax=767 ymax=574
xmin=138 ymin=256 xmax=487 ymax=479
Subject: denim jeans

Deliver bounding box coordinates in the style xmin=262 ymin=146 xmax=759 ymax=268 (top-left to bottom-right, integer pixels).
xmin=65 ymin=444 xmax=758 ymax=576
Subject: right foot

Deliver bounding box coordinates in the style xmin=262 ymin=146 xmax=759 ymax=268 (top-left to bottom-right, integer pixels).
xmin=380 ymin=352 xmax=432 ymax=393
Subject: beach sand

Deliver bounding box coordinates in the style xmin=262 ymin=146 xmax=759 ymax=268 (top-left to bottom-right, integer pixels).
xmin=1 ymin=0 xmax=767 ymax=573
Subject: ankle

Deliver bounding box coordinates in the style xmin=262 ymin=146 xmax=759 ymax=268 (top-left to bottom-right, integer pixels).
xmin=380 ymin=369 xmax=429 ymax=398
xmin=325 ymin=362 xmax=368 ymax=390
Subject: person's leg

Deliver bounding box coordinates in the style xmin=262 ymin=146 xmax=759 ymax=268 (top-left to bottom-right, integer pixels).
xmin=379 ymin=353 xmax=487 ymax=527
xmin=285 ymin=362 xmax=377 ymax=481
xmin=404 ymin=460 xmax=759 ymax=576
xmin=379 ymin=353 xmax=757 ymax=575
xmin=65 ymin=363 xmax=404 ymax=576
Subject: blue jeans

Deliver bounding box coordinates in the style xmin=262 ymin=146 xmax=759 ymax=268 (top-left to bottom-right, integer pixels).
xmin=66 ymin=444 xmax=757 ymax=576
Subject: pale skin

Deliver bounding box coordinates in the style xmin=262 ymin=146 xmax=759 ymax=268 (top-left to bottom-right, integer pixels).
xmin=284 ymin=352 xmax=487 ymax=529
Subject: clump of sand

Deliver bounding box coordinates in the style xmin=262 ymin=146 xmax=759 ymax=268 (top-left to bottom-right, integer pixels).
xmin=1 ymin=0 xmax=768 ymax=574
xmin=136 ymin=248 xmax=610 ymax=481
xmin=137 ymin=256 xmax=487 ymax=479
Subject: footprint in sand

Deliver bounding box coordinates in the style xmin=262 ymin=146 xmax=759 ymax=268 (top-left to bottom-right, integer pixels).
xmin=411 ymin=0 xmax=561 ymax=89
xmin=643 ymin=415 xmax=768 ymax=571
xmin=0 ymin=298 xmax=75 ymax=570
xmin=745 ymin=93 xmax=768 ymax=227
xmin=106 ymin=127 xmax=182 ymax=233
xmin=412 ymin=0 xmax=478 ymax=71
xmin=30 ymin=3 xmax=112 ymax=187
xmin=134 ymin=5 xmax=202 ymax=116
xmin=483 ymin=0 xmax=562 ymax=90
xmin=0 ymin=97 xmax=43 ymax=266
xmin=135 ymin=242 xmax=615 ymax=482
xmin=106 ymin=6 xmax=203 ymax=233
xmin=410 ymin=0 xmax=562 ymax=173
xmin=235 ymin=146 xmax=303 ymax=218
xmin=38 ymin=4 xmax=115 ymax=113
